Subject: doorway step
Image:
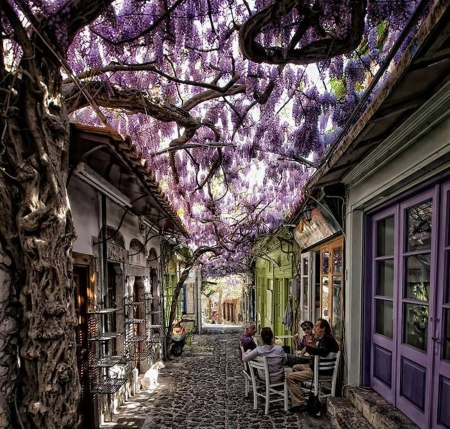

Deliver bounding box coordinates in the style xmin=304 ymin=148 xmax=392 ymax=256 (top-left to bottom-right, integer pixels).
xmin=327 ymin=386 xmax=419 ymax=429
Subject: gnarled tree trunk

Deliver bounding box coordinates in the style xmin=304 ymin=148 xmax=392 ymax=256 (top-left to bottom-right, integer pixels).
xmin=0 ymin=34 xmax=80 ymax=429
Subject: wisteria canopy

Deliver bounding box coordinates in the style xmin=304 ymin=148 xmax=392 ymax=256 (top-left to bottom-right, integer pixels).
xmin=2 ymin=0 xmax=427 ymax=276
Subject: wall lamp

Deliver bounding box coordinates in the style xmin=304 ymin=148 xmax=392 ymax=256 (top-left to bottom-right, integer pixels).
xmin=300 ymin=205 xmax=313 ymax=222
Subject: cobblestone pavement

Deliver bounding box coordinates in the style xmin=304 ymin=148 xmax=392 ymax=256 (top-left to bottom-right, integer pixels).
xmin=103 ymin=330 xmax=334 ymax=429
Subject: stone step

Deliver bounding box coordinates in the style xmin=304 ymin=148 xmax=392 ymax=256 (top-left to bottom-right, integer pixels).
xmin=327 ymin=397 xmax=373 ymax=429
xmin=328 ymin=387 xmax=422 ymax=429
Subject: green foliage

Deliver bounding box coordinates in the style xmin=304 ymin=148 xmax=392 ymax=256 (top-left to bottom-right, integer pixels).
xmin=330 ymin=77 xmax=346 ymax=100
xmin=377 ymin=21 xmax=389 ymax=49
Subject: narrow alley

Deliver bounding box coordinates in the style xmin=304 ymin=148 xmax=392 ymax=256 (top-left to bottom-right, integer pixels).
xmin=103 ymin=329 xmax=334 ymax=429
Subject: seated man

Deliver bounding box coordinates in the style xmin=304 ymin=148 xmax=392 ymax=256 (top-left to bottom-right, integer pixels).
xmin=242 ymin=327 xmax=285 ymax=383
xmin=238 ymin=321 xmax=257 ymax=360
xmin=286 ymin=318 xmax=339 ymax=413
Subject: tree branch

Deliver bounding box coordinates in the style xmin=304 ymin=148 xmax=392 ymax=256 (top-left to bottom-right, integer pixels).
xmin=239 ymin=0 xmax=367 ymax=65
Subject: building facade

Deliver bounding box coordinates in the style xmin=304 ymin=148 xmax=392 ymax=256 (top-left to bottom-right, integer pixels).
xmin=296 ymin=5 xmax=450 ymax=428
xmin=69 ymin=124 xmax=187 ymax=428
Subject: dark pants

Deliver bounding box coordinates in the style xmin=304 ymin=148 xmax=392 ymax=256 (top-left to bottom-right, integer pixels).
xmin=285 ymin=354 xmax=311 ymax=367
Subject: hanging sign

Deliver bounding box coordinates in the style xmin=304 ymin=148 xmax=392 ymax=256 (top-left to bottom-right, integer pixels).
xmin=293 ymin=208 xmax=335 ymax=249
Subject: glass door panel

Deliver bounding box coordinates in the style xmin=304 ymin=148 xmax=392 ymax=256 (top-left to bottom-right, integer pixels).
xmin=405 ymin=255 xmax=430 ymax=301
xmin=433 ymin=183 xmax=450 ymax=429
xmin=376 ymin=300 xmax=393 ymax=338
xmin=377 ymin=216 xmax=395 ymax=256
xmin=321 ymin=276 xmax=329 ymax=320
xmin=374 ymin=215 xmax=395 ymax=340
xmin=444 ymin=248 xmax=450 ymax=362
xmin=371 ymin=208 xmax=397 ymax=403
xmin=317 ymin=239 xmax=344 ymax=335
xmin=301 ymin=253 xmax=310 ymax=322
xmin=377 ymin=259 xmax=394 ymax=296
xmin=333 ymin=247 xmax=342 ymax=274
xmin=331 ymin=245 xmax=343 ymax=342
xmin=332 ymin=276 xmax=342 ymax=342
xmin=405 ymin=200 xmax=433 ymax=252
xmin=397 ymin=190 xmax=436 ymax=429
xmin=403 ymin=303 xmax=429 ymax=351
xmin=402 ymin=200 xmax=432 ymax=353
xmin=444 ymin=309 xmax=450 ymax=361
xmin=321 ymin=248 xmax=330 ymax=320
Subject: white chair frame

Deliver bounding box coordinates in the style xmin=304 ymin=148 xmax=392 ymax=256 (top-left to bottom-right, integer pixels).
xmin=303 ymin=351 xmax=341 ymax=401
xmin=240 ymin=346 xmax=252 ymax=397
xmin=248 ymin=356 xmax=289 ymax=414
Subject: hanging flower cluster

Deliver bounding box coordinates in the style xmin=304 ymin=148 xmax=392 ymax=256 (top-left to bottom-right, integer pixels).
xmin=3 ymin=0 xmax=429 ymax=275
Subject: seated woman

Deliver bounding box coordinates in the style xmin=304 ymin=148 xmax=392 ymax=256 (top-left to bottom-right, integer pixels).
xmin=242 ymin=327 xmax=285 ymax=382
xmin=285 ymin=320 xmax=315 ymax=367
xmin=294 ymin=320 xmax=315 ymax=355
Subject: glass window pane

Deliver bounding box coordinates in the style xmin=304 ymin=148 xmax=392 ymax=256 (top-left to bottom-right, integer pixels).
xmin=322 ymin=277 xmax=329 ymax=320
xmin=375 ymin=300 xmax=393 ymax=338
xmin=302 ymin=257 xmax=309 ymax=275
xmin=405 ymin=254 xmax=430 ymax=302
xmin=376 ymin=260 xmax=394 ymax=297
xmin=332 ymin=276 xmax=342 ymax=342
xmin=447 ymin=192 xmax=450 ymax=247
xmin=322 ymin=251 xmax=329 ymax=275
xmin=446 ymin=251 xmax=450 ymax=304
xmin=377 ymin=216 xmax=395 ymax=257
xmin=403 ymin=303 xmax=428 ymax=351
xmin=444 ymin=309 xmax=450 ymax=361
xmin=333 ymin=247 xmax=342 ymax=274
xmin=406 ymin=200 xmax=432 ymax=252
xmin=302 ymin=277 xmax=309 ymax=317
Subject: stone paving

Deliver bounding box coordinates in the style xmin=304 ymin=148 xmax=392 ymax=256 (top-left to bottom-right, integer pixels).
xmin=103 ymin=328 xmax=334 ymax=429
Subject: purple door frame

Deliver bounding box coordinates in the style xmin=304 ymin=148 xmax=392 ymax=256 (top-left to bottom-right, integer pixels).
xmin=395 ymin=187 xmax=437 ymax=428
xmin=366 ymin=182 xmax=450 ymax=429
xmin=432 ymin=182 xmax=450 ymax=429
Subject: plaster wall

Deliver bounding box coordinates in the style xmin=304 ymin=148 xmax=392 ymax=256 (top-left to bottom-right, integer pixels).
xmin=343 ymin=114 xmax=450 ymax=387
xmin=69 ymin=176 xmax=99 ymax=255
xmin=69 ymin=175 xmax=161 ymax=257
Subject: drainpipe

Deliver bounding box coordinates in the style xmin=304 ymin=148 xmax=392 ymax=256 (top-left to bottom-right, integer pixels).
xmin=159 ymin=241 xmax=165 ymax=358
xmin=101 ymin=194 xmax=108 ymax=307
xmin=197 ymin=267 xmax=202 ymax=333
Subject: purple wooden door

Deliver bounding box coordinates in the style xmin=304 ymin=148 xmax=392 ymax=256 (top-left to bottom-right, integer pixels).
xmin=371 ymin=206 xmax=398 ymax=404
xmin=396 ymin=188 xmax=437 ymax=427
xmin=432 ymin=182 xmax=450 ymax=429
xmin=370 ymin=182 xmax=450 ymax=429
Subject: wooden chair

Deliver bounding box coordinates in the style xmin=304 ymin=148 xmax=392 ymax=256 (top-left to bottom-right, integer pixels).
xmin=304 ymin=351 xmax=341 ymax=400
xmin=247 ymin=356 xmax=289 ymax=414
xmin=240 ymin=346 xmax=252 ymax=397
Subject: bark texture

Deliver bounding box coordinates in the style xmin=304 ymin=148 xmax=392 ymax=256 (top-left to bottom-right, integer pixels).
xmin=0 ymin=24 xmax=80 ymax=429
xmin=239 ymin=0 xmax=367 ymax=64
